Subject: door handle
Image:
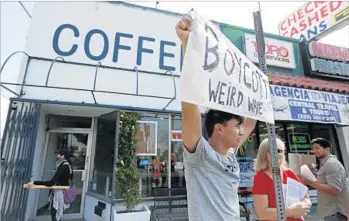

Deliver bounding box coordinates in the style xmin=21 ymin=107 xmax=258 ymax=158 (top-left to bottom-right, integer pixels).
xmin=82 ymin=156 xmax=89 ymax=181
xmin=85 ymin=156 xmax=89 ymax=165
xmin=82 ymin=170 xmax=86 ymax=181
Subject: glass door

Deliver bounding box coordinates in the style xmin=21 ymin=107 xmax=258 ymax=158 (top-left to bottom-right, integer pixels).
xmin=35 ymin=131 xmax=91 ymax=220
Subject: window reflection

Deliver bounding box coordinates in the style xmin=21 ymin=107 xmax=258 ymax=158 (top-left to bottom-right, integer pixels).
xmin=136 ymin=121 xmax=157 ymax=155
xmin=86 ymin=110 xmax=344 ymax=204
xmin=259 ymin=123 xmax=285 ymax=143
xmin=89 ymin=111 xmax=117 ymax=197
xmin=137 ymin=113 xmax=169 ymax=198
xmin=286 ymin=124 xmax=311 ymax=153
xmin=171 ymin=115 xmax=185 ymax=188
xmin=237 ymin=128 xmax=257 ymax=188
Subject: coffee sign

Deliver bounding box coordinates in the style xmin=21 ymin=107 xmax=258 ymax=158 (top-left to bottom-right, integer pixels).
xmin=244 ymin=33 xmax=296 ymax=69
xmin=300 ymin=40 xmax=349 ymax=80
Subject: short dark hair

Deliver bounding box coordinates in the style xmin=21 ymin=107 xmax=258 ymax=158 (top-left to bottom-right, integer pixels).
xmin=204 ymin=109 xmax=244 ymax=138
xmin=55 ymin=149 xmax=72 ymax=159
xmin=311 ymin=137 xmax=332 ymax=149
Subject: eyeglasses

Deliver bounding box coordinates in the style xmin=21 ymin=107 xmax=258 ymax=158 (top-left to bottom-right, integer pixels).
xmin=269 ymin=149 xmax=284 ymax=154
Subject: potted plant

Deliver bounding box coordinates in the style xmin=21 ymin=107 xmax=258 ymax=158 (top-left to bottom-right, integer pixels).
xmin=113 ymin=111 xmax=151 ymax=221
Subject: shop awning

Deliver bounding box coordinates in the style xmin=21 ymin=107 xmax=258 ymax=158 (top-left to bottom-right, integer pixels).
xmin=269 ymin=72 xmax=349 ymax=94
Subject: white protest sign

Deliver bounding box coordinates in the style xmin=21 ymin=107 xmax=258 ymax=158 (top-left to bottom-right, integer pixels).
xmin=179 ymin=12 xmax=274 ymax=124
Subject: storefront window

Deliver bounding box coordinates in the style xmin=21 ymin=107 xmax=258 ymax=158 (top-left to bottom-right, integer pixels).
xmin=89 ymin=111 xmax=344 ymax=202
xmin=136 ymin=113 xmax=170 ymax=198
xmin=283 ymin=124 xmax=315 ymax=177
xmin=237 ymin=128 xmax=257 ymax=188
xmin=286 ymin=124 xmax=311 ymax=153
xmin=259 ymin=122 xmax=286 ymax=143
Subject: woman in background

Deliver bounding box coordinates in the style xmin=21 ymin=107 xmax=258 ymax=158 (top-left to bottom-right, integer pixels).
xmin=28 ymin=149 xmax=73 ymax=221
xmin=252 ymin=138 xmax=312 ymax=221
xmin=152 ymin=156 xmax=163 ymax=188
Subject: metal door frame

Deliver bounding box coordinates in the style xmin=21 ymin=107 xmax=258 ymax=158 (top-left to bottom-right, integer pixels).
xmin=34 ymin=128 xmax=93 ymax=220
xmin=0 ymin=101 xmax=41 ymax=221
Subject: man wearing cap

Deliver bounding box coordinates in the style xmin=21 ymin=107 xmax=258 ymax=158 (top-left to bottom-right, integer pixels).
xmin=300 ymin=138 xmax=349 ymax=221
xmin=28 ymin=149 xmax=73 ymax=221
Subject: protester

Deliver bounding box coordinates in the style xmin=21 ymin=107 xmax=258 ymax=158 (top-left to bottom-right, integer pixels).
xmin=28 ymin=149 xmax=73 ymax=221
xmin=176 ymin=14 xmax=257 ymax=221
xmin=299 ymin=138 xmax=349 ymax=221
xmin=252 ymin=138 xmax=312 ymax=221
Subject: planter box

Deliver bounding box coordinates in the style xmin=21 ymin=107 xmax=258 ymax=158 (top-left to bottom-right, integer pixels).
xmin=112 ymin=205 xmax=151 ymax=221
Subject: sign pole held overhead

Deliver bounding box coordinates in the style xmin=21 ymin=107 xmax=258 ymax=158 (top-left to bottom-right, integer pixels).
xmin=253 ymin=9 xmax=287 ymax=221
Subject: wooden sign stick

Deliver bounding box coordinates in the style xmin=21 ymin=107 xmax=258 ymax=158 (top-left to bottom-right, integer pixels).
xmin=23 ymin=183 xmax=70 ymax=189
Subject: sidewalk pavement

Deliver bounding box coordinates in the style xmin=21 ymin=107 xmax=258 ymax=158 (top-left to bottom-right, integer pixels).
xmin=248 ymin=208 xmax=322 ymax=221
xmin=60 ymin=214 xmax=323 ymax=221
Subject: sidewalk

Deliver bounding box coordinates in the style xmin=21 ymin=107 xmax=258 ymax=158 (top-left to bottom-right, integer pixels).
xmin=247 ymin=208 xmax=322 ymax=221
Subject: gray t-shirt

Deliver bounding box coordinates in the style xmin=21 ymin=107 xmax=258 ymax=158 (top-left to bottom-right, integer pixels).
xmin=317 ymin=155 xmax=349 ymax=218
xmin=183 ymin=137 xmax=240 ymax=221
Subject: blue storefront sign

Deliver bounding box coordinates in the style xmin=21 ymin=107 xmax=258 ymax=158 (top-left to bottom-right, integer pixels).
xmin=288 ymin=99 xmax=341 ymax=123
xmin=270 ymin=85 xmax=349 ymax=125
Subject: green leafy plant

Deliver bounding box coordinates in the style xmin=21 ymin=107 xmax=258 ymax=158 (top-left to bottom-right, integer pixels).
xmin=116 ymin=111 xmax=141 ymax=212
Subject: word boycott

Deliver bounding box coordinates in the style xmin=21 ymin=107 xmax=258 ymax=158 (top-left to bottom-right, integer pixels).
xmin=202 ymin=24 xmax=269 ymax=100
xmin=179 ymin=15 xmax=274 ymax=124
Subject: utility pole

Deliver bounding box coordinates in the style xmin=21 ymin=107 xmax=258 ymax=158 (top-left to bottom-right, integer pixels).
xmin=253 ymin=9 xmax=287 ymax=221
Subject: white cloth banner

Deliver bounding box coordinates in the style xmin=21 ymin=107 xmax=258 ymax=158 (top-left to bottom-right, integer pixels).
xmin=178 ymin=12 xmax=274 ymax=124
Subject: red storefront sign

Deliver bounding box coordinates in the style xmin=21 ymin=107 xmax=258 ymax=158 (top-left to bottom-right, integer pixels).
xmin=309 ymin=41 xmax=349 ymax=62
xmin=171 ymin=130 xmax=182 ymax=141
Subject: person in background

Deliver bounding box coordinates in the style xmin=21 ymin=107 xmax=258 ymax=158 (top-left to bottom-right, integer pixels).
xmin=152 ymin=156 xmax=163 ymax=188
xmin=252 ymin=138 xmax=312 ymax=221
xmin=171 ymin=153 xmax=177 ymax=172
xmin=28 ymin=149 xmax=73 ymax=221
xmin=299 ymin=138 xmax=348 ymax=221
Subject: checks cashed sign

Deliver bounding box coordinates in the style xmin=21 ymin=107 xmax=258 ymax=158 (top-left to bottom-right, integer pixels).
xmin=278 ymin=1 xmax=349 ymax=41
xmin=179 ymin=12 xmax=274 ymax=124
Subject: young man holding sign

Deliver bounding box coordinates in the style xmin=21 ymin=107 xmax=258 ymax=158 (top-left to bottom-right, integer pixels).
xmin=176 ymin=14 xmax=257 ymax=221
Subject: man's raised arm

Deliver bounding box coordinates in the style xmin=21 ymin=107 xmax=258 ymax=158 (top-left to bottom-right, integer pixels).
xmin=176 ymin=15 xmax=202 ymax=153
xmin=181 ymin=102 xmax=202 ymax=153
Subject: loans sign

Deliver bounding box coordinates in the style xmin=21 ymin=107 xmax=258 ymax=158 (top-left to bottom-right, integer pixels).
xmin=278 ymin=1 xmax=349 ymax=41
xmin=179 ymin=12 xmax=274 ymax=124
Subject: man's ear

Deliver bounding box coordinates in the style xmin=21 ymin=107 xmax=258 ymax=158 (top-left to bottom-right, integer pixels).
xmin=215 ymin=124 xmax=223 ymax=135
